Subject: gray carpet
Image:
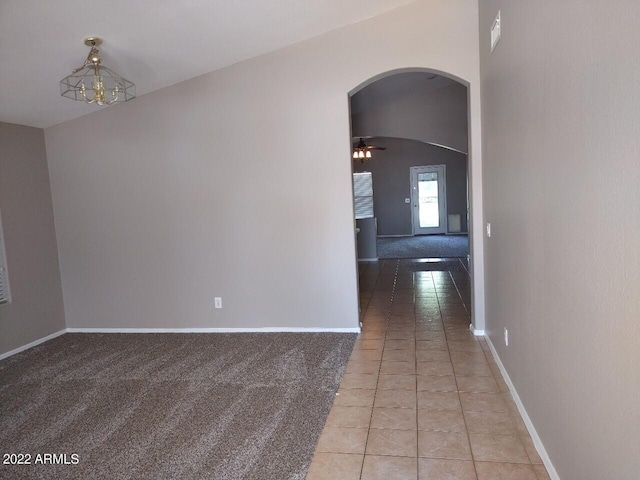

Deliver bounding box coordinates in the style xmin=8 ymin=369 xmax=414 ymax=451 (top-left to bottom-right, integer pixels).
xmin=377 ymin=235 xmax=469 ymax=259
xmin=0 ymin=333 xmax=356 ymax=480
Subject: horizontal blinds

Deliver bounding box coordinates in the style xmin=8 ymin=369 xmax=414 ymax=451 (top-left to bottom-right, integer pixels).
xmin=353 ymin=172 xmax=373 ymax=197
xmin=353 ymin=172 xmax=374 ymax=219
xmin=0 ymin=265 xmax=7 ymax=304
xmin=354 ymin=197 xmax=374 ymax=219
xmin=0 ymin=223 xmax=7 ymax=304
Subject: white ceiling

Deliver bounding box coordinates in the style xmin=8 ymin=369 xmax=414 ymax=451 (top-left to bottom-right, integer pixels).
xmin=0 ymin=0 xmax=415 ymax=129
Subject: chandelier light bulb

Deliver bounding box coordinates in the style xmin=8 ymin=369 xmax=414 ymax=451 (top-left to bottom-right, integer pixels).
xmin=60 ymin=37 xmax=135 ymax=106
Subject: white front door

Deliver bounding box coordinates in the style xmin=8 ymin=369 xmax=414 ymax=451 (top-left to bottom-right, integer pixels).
xmin=411 ymin=165 xmax=447 ymax=235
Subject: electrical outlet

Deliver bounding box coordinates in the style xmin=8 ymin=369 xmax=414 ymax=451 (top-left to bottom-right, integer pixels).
xmin=486 ymin=223 xmax=492 ymax=237
xmin=214 ymin=297 xmax=222 ymax=309
xmin=504 ymin=327 xmax=509 ymax=346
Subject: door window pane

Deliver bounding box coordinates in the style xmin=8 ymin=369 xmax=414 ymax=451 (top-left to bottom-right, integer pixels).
xmin=417 ymin=173 xmax=439 ymax=228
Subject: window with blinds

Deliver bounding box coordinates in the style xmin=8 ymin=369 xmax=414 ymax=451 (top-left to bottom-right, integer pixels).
xmin=0 ymin=216 xmax=9 ymax=305
xmin=353 ymin=172 xmax=374 ymax=219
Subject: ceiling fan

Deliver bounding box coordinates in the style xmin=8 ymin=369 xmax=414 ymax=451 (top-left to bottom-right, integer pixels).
xmin=352 ymin=137 xmax=386 ymax=162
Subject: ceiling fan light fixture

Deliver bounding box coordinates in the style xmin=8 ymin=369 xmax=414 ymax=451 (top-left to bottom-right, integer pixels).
xmin=353 ymin=138 xmax=384 ymax=163
xmin=60 ymin=37 xmax=136 ymax=106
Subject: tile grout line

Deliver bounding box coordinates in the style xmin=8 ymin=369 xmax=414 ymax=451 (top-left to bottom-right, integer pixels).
xmin=413 ymin=269 xmax=421 ymax=479
xmin=357 ymin=260 xmax=383 ymax=479
xmin=359 ymin=259 xmax=397 ymax=480
xmin=434 ymin=269 xmax=480 ymax=479
xmin=447 ymin=270 xmax=470 ymax=317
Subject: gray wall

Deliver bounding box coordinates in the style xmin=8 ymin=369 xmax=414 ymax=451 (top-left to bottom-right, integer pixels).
xmin=352 ymin=80 xmax=468 ymax=153
xmin=479 ymin=1 xmax=640 ymax=479
xmin=0 ymin=122 xmax=66 ymax=356
xmin=353 ymin=137 xmax=467 ymax=235
xmin=44 ymin=0 xmax=486 ymax=330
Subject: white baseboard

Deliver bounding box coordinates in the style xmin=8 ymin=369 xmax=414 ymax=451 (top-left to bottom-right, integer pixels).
xmin=485 ymin=335 xmax=560 ymax=480
xmin=357 ymin=258 xmax=379 ymax=262
xmin=65 ymin=327 xmax=362 ymax=334
xmin=469 ymin=323 xmax=485 ymax=336
xmin=0 ymin=327 xmax=361 ymax=361
xmin=376 ymin=234 xmax=413 ymax=238
xmin=0 ymin=329 xmax=66 ymax=361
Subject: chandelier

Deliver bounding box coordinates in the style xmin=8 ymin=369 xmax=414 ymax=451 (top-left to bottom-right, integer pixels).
xmin=60 ymin=37 xmax=136 ymax=105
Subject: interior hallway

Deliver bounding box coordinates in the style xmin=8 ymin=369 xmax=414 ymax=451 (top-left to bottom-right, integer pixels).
xmin=306 ymin=259 xmax=551 ymax=480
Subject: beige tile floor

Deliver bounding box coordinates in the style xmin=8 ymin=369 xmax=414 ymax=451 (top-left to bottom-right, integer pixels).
xmin=306 ymin=259 xmax=551 ymax=480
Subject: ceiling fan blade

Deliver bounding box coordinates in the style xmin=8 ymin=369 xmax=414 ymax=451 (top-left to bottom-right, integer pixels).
xmin=352 ymin=136 xmax=386 ymax=152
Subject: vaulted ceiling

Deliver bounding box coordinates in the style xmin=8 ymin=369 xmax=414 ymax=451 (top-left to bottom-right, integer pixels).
xmin=0 ymin=0 xmax=414 ymax=128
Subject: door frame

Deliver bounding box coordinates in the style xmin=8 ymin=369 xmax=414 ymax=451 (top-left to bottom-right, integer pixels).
xmin=410 ymin=165 xmax=448 ymax=235
xmin=348 ymin=67 xmax=486 ymax=335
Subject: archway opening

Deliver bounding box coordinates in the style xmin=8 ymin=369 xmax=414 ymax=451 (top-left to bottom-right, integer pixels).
xmin=348 ymin=69 xmax=476 ymax=333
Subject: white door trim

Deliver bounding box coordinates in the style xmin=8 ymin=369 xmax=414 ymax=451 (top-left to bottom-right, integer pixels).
xmin=410 ymin=165 xmax=447 ymax=235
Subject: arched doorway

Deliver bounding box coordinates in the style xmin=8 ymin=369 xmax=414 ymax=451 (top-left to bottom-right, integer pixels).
xmin=348 ymin=69 xmax=481 ymax=334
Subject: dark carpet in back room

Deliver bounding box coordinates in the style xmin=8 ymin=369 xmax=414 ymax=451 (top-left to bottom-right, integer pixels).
xmin=377 ymin=234 xmax=469 ymax=259
xmin=0 ymin=332 xmax=356 ymax=480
